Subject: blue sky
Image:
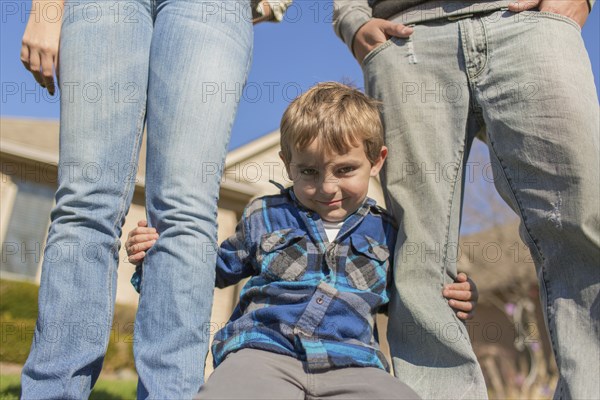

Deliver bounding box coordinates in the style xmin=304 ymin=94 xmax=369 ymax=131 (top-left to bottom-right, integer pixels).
xmin=2 ymin=1 xmax=598 ymax=150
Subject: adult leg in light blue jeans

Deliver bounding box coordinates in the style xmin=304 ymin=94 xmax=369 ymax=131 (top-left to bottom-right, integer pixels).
xmin=21 ymin=0 xmax=253 ymax=398
xmin=363 ymin=10 xmax=599 ymax=400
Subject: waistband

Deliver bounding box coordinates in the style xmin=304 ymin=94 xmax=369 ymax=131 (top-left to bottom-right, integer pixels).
xmin=385 ymin=1 xmax=512 ymax=25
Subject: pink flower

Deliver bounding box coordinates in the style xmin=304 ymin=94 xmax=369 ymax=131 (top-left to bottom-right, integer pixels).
xmin=505 ymin=303 xmax=516 ymax=316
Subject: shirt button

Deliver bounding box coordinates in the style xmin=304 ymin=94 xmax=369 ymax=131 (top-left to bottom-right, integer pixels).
xmin=278 ymin=237 xmax=286 ymax=244
xmin=307 ymin=212 xmax=313 ymax=218
xmin=316 ymin=297 xmax=324 ymax=305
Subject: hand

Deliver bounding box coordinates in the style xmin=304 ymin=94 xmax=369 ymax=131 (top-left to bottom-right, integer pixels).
xmin=352 ymin=19 xmax=413 ymax=64
xmin=253 ymin=0 xmax=272 ymax=24
xmin=126 ymin=220 xmax=159 ymax=265
xmin=253 ymin=0 xmax=291 ymax=24
xmin=443 ymin=272 xmax=478 ymax=320
xmin=508 ymin=0 xmax=590 ymax=28
xmin=21 ymin=0 xmax=64 ymax=96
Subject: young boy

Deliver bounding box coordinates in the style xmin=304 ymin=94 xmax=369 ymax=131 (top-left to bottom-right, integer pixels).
xmin=127 ymin=82 xmax=477 ymax=399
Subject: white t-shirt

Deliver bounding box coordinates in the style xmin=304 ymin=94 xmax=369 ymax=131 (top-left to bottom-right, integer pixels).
xmin=322 ymin=220 xmax=344 ymax=242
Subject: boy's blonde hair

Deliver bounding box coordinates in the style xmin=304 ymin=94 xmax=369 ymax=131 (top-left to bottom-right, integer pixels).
xmin=280 ymin=82 xmax=384 ymax=165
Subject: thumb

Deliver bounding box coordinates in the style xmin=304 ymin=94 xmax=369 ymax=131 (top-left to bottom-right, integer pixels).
xmin=508 ymin=0 xmax=541 ymax=12
xmin=381 ymin=21 xmax=413 ymax=38
xmin=456 ymin=272 xmax=468 ymax=283
xmin=138 ymin=220 xmax=148 ymax=227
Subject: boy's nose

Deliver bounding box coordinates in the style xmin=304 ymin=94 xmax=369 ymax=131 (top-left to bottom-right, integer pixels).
xmin=319 ymin=176 xmax=338 ymax=194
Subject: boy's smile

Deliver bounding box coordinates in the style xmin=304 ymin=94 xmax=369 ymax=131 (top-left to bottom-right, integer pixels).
xmin=283 ymin=140 xmax=387 ymax=222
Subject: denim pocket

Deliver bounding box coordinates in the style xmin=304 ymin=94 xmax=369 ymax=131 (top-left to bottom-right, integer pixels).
xmin=361 ymin=38 xmax=396 ymax=66
xmin=259 ymin=229 xmax=308 ymax=281
xmin=521 ymin=10 xmax=581 ymax=32
xmin=345 ymin=235 xmax=390 ymax=291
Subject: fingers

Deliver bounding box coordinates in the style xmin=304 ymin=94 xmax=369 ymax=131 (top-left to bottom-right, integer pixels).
xmin=125 ymin=221 xmax=158 ymax=263
xmin=128 ymin=250 xmax=146 ymax=265
xmin=448 ymin=298 xmax=475 ymax=320
xmin=40 ymin=50 xmax=56 ymax=96
xmin=353 ymin=19 xmax=413 ymax=63
xmin=455 ymin=310 xmax=475 ymax=320
xmin=127 ymin=221 xmax=153 ymax=238
xmin=21 ymin=42 xmax=57 ymax=95
xmin=27 ymin=48 xmax=45 ymax=89
xmin=444 ymin=273 xmax=479 ymax=300
xmin=126 ymin=236 xmax=157 ymax=261
xmin=443 ymin=287 xmax=473 ymax=301
xmin=127 ymin=232 xmax=159 ymax=247
xmin=508 ymin=0 xmax=541 ymax=12
xmin=126 ymin=233 xmax=158 ymax=251
xmin=21 ymin=7 xmax=63 ymax=96
xmin=445 ymin=272 xmax=478 ymax=320
xmin=20 ymin=44 xmax=30 ymax=71
xmin=448 ymin=298 xmax=475 ymax=312
xmin=382 ymin=21 xmax=413 ymax=38
xmin=455 ymin=272 xmax=468 ymax=283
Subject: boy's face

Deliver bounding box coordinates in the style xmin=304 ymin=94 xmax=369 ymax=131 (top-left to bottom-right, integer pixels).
xmin=282 ymin=140 xmax=387 ymax=222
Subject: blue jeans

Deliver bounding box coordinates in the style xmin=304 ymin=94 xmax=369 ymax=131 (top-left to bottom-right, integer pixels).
xmin=362 ymin=10 xmax=599 ymax=400
xmin=21 ymin=0 xmax=253 ymax=398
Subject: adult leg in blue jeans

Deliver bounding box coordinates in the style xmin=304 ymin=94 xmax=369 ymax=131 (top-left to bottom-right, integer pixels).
xmin=20 ymin=0 xmax=253 ymax=398
xmin=362 ymin=10 xmax=599 ymax=400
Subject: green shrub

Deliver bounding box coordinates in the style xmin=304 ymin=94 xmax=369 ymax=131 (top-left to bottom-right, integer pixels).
xmin=0 ymin=374 xmax=137 ymax=399
xmin=0 ymin=280 xmax=39 ymax=320
xmin=0 ymin=279 xmax=135 ymax=371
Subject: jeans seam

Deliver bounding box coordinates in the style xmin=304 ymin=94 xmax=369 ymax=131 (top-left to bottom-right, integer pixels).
xmin=458 ymin=18 xmax=489 ymax=83
xmin=534 ymin=11 xmax=581 ymax=32
xmin=113 ymin=105 xmax=146 ymax=237
xmin=109 ymin=101 xmax=146 ymax=347
xmin=471 ymin=18 xmax=489 ymax=80
xmin=442 ymin=138 xmax=468 ymax=284
xmin=361 ymin=38 xmax=394 ymax=66
xmin=443 ymin=144 xmax=478 ymax=359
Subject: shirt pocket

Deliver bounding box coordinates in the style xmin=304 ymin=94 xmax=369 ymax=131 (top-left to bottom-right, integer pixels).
xmin=345 ymin=235 xmax=390 ymax=291
xmin=258 ymin=229 xmax=308 ymax=281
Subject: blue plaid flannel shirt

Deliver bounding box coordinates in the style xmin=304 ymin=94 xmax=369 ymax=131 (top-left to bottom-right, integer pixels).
xmin=131 ymin=187 xmax=398 ymax=371
xmin=211 ymin=187 xmax=398 ymax=372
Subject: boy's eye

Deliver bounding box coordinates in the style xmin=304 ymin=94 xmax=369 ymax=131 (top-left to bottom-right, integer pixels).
xmin=300 ymin=168 xmax=318 ymax=176
xmin=337 ymin=166 xmax=356 ymax=174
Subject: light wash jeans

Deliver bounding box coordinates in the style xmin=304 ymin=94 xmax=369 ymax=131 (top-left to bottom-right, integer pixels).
xmin=362 ymin=10 xmax=599 ymax=400
xmin=21 ymin=0 xmax=253 ymax=398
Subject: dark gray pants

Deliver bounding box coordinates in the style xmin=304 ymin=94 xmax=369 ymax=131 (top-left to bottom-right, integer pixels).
xmin=197 ymin=349 xmax=420 ymax=399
